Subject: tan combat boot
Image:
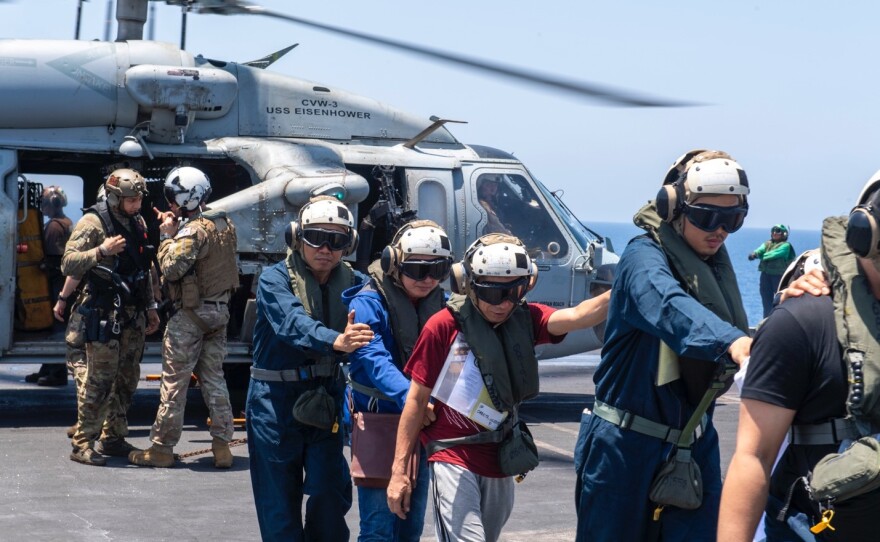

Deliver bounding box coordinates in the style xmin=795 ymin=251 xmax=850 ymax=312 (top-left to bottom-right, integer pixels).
xmin=128 ymin=444 xmax=175 ymax=468
xmin=212 ymin=437 xmax=233 ymax=469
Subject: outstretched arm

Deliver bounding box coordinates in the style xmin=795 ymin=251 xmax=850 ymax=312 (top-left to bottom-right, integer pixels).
xmin=546 ymin=290 xmax=610 ymax=336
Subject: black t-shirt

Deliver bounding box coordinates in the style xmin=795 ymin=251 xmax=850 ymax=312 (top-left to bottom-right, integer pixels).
xmin=743 ymin=294 xmax=880 ymax=540
xmin=743 ymin=295 xmax=841 ymax=531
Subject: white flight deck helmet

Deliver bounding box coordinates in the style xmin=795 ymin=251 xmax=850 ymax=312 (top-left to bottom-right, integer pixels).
xmin=451 ymin=234 xmax=537 ymax=297
xmin=286 ymin=195 xmax=358 ymax=256
xmin=380 ymin=220 xmax=453 ymax=281
xmin=656 ymin=150 xmax=750 ymax=223
xmin=164 ymin=166 xmax=212 ymax=214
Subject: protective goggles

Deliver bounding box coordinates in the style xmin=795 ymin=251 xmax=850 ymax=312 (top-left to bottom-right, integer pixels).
xmin=399 ymin=258 xmax=452 ymax=281
xmin=771 ymin=226 xmax=786 ymax=235
xmin=471 ymin=277 xmax=530 ymax=305
xmin=301 ymin=228 xmax=351 ymax=251
xmin=682 ymin=203 xmax=748 ymax=233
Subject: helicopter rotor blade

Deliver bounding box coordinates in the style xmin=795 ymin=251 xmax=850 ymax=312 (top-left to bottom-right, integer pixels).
xmin=192 ymin=1 xmax=698 ymax=107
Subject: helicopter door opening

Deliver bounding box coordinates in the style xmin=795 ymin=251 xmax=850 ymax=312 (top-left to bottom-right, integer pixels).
xmin=470 ymin=171 xmax=569 ymax=261
xmin=12 ymin=174 xmax=84 ymax=348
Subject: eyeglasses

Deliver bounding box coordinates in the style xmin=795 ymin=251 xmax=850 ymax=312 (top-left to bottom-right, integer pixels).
xmin=682 ymin=203 xmax=748 ymax=233
xmin=771 ymin=227 xmax=785 ymax=234
xmin=471 ymin=277 xmax=530 ymax=305
xmin=399 ymin=259 xmax=452 ymax=281
xmin=301 ymin=228 xmax=351 ymax=251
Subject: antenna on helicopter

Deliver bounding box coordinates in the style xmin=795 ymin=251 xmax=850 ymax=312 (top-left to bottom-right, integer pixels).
xmin=74 ymin=0 xmax=87 ymax=39
xmin=103 ymin=0 xmax=113 ymax=42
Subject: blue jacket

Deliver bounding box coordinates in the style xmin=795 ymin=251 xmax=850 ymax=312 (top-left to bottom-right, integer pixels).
xmin=575 ymin=235 xmax=747 ymax=540
xmin=252 ymin=260 xmax=367 ymax=371
xmin=595 ymin=235 xmax=745 ymax=424
xmin=342 ymin=280 xmax=448 ymax=414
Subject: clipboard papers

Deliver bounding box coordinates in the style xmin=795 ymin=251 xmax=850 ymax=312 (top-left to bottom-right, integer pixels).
xmin=431 ymin=334 xmax=508 ymax=430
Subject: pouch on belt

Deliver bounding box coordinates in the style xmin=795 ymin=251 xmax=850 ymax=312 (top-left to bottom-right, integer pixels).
xmin=292 ymin=386 xmax=337 ymax=430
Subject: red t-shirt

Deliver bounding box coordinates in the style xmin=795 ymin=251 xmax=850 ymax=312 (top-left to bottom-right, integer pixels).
xmin=404 ymin=303 xmax=564 ymax=478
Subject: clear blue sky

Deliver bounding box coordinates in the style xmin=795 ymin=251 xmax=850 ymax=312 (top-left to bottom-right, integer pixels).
xmin=3 ymin=1 xmax=879 ymax=231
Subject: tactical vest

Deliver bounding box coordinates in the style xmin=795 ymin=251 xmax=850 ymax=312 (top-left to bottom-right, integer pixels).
xmin=191 ymin=211 xmax=240 ymax=299
xmin=446 ymin=294 xmax=538 ymax=412
xmin=84 ymin=201 xmax=151 ymax=308
xmin=822 ymin=216 xmax=880 ymax=436
xmin=634 ymin=203 xmax=749 ymax=402
xmin=367 ymin=259 xmax=446 ymax=368
xmin=285 ymin=249 xmax=359 ymax=364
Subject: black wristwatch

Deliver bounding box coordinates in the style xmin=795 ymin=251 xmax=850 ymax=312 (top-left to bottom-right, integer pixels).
xmin=58 ymin=294 xmax=68 ymax=303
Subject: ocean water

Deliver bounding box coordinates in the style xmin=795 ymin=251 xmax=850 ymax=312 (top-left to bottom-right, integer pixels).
xmin=586 ymin=221 xmax=821 ymax=327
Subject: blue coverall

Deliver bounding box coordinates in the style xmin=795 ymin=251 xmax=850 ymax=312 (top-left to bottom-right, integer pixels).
xmin=574 ymin=236 xmax=746 ymax=542
xmin=246 ymin=261 xmax=366 ymax=542
xmin=342 ymin=282 xmax=436 ymax=542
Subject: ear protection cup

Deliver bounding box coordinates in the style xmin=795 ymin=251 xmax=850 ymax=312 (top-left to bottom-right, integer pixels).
xmin=655 ymin=184 xmax=682 ymax=222
xmin=287 ymin=220 xmax=303 ymax=251
xmin=846 ymin=206 xmax=880 ymax=258
xmin=380 ymin=245 xmax=402 ymax=275
xmin=345 ymin=229 xmax=359 ymax=256
xmin=450 ymin=262 xmax=468 ymax=295
xmin=526 ymin=262 xmax=539 ymax=292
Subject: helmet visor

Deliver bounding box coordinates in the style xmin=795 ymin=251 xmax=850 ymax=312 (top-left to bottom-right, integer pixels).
xmin=471 ymin=277 xmax=529 ymax=306
xmin=163 ymin=185 xmax=178 ymax=206
xmin=301 ymin=228 xmax=351 ymax=251
xmin=683 ymin=203 xmax=748 ymax=233
xmin=399 ymin=259 xmax=452 ymax=281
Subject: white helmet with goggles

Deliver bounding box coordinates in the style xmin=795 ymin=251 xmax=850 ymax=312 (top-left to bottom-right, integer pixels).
xmin=381 ymin=220 xmax=453 ymax=281
xmin=451 ymin=234 xmax=537 ymax=296
xmin=656 ymin=150 xmax=750 ymax=231
xmin=286 ymin=196 xmax=358 ymax=255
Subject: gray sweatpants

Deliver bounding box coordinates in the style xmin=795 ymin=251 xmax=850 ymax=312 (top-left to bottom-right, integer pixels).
xmin=430 ymin=462 xmax=515 ymax=542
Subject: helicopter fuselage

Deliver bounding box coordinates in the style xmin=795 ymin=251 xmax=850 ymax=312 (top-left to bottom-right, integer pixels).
xmin=0 ymin=38 xmax=617 ymax=365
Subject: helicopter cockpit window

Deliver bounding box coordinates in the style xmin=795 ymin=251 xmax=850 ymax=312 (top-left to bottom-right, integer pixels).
xmin=475 ymin=173 xmax=568 ymax=259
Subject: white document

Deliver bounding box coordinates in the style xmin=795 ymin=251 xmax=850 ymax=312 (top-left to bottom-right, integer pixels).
xmin=432 ymin=334 xmax=507 ymax=430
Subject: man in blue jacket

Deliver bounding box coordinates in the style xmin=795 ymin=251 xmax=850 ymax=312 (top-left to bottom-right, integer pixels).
xmin=247 ymin=196 xmax=374 ymax=542
xmin=343 ymin=219 xmax=453 ymax=542
xmin=574 ymin=150 xmax=753 ymax=541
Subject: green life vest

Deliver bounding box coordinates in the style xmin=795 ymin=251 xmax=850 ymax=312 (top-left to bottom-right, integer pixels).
xmin=285 ymin=249 xmax=358 ymax=363
xmin=367 ymin=260 xmax=446 ymax=368
xmin=758 ymin=240 xmax=796 ymax=275
xmin=821 ymin=216 xmax=880 ymax=435
xmin=446 ymin=294 xmax=538 ymax=412
xmin=634 ymin=203 xmax=749 ymax=401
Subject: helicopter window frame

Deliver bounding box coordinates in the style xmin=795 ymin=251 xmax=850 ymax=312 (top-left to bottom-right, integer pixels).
xmin=471 ymin=169 xmax=570 ymax=262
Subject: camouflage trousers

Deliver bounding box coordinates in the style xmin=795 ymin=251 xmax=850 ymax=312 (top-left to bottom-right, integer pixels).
xmin=150 ymin=303 xmax=233 ymax=447
xmin=71 ymin=310 xmax=145 ymax=451
xmin=66 ymin=309 xmax=122 ymax=440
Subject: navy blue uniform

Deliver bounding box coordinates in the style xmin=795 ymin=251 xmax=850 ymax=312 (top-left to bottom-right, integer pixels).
xmin=574 ymin=236 xmax=745 ymax=541
xmin=246 ymin=261 xmax=366 ymax=542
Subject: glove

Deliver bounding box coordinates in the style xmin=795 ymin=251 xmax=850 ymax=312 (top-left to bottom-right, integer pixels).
xmin=748 ymin=253 xmax=757 ymax=261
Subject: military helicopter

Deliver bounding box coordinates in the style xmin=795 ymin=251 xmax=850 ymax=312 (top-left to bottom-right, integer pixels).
xmin=0 ymin=0 xmax=685 ymax=368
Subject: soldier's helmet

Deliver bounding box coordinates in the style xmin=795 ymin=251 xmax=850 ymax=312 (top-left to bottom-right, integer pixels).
xmin=104 ymin=168 xmax=148 ymax=208
xmin=164 ymin=167 xmax=212 ymax=212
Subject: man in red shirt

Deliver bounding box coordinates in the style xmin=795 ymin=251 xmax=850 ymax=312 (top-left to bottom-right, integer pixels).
xmin=387 ymin=234 xmax=610 ymax=541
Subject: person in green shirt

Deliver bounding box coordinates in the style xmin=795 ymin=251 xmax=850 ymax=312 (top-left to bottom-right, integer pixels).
xmin=749 ymin=224 xmax=796 ymax=317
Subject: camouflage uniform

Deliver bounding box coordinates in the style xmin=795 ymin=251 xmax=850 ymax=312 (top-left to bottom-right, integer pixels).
xmin=149 ymin=211 xmax=238 ymax=448
xmin=66 ymin=306 xmax=124 ymax=439
xmin=62 ymin=209 xmax=153 ymax=454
